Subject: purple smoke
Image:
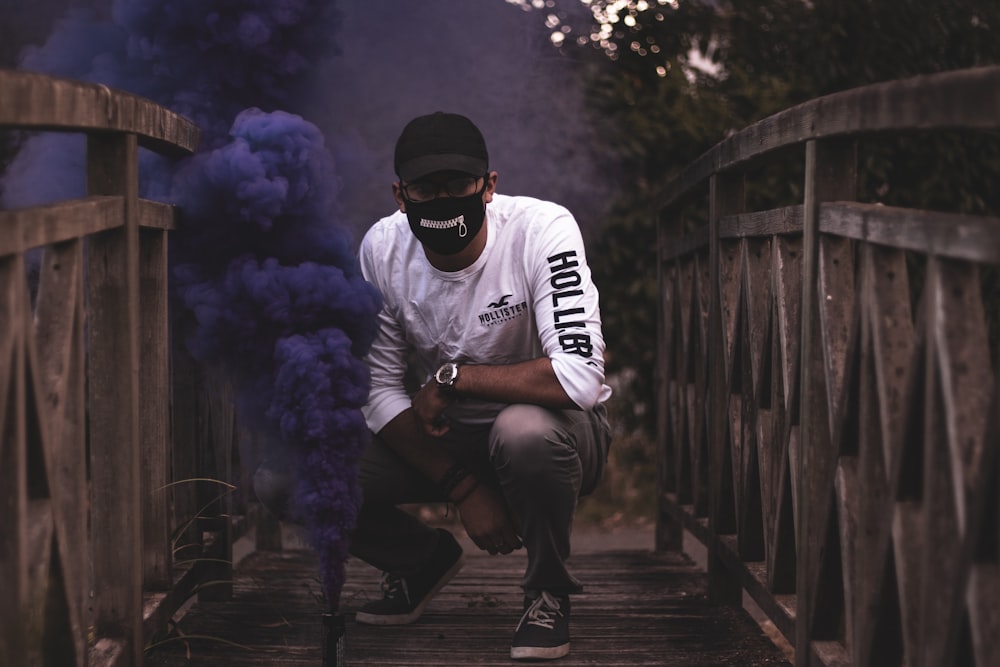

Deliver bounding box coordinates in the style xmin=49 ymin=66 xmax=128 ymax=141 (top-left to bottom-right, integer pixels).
xmin=4 ymin=0 xmax=380 ymax=609
xmin=111 ymin=0 xmax=340 ymax=145
xmin=170 ymin=107 xmax=380 ymax=386
xmin=170 ymin=111 xmax=381 ymax=602
xmin=6 ymin=1 xmax=342 ymax=205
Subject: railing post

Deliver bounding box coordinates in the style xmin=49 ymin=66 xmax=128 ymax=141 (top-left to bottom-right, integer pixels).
xmin=86 ymin=132 xmax=143 ymax=666
xmin=0 ymin=226 xmax=29 ymax=667
xmin=708 ymin=170 xmax=745 ymax=604
xmin=141 ymin=225 xmax=172 ymax=590
xmin=797 ymin=138 xmax=857 ymax=667
xmin=656 ymin=207 xmax=684 ymax=552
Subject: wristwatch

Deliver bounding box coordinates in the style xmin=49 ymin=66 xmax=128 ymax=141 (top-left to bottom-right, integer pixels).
xmin=434 ymin=362 xmax=460 ymax=393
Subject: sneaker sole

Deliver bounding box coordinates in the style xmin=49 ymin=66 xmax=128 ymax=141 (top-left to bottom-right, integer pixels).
xmin=510 ymin=643 xmax=570 ymax=660
xmin=355 ymin=553 xmax=466 ymax=626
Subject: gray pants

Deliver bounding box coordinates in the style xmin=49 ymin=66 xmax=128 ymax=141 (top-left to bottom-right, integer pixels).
xmin=255 ymin=403 xmax=611 ymax=595
xmin=352 ymin=403 xmax=611 ymax=595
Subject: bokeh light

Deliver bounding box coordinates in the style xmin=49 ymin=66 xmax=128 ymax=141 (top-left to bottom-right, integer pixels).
xmin=506 ymin=0 xmax=678 ymax=61
xmin=506 ymin=0 xmax=719 ymax=78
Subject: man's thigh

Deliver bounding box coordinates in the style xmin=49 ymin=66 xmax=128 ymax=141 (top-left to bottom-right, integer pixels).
xmin=358 ymin=420 xmax=494 ymax=505
xmin=488 ymin=403 xmax=611 ymax=497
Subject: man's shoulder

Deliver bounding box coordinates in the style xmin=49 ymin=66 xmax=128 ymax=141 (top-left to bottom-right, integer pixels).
xmin=492 ymin=195 xmax=576 ymax=237
xmin=494 ymin=193 xmax=571 ymax=217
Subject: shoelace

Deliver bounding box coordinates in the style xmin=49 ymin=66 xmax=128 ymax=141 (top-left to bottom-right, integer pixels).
xmin=520 ymin=591 xmax=563 ymax=630
xmin=380 ymin=572 xmax=411 ymax=604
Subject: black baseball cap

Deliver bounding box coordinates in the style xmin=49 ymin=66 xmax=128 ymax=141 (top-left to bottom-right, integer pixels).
xmin=394 ymin=112 xmax=489 ymax=181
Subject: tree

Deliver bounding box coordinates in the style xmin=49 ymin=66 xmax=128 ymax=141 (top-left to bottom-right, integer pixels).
xmin=533 ymin=0 xmax=1000 ymax=441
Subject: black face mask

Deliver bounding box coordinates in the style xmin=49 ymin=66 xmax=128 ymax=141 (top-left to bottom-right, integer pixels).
xmin=404 ymin=185 xmax=487 ymax=256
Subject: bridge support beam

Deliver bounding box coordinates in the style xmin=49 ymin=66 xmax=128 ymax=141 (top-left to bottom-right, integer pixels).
xmin=797 ymin=138 xmax=857 ymax=667
xmin=86 ymin=132 xmax=143 ymax=667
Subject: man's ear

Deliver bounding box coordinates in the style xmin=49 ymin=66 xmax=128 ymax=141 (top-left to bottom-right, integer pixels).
xmin=392 ymin=182 xmax=406 ymax=212
xmin=484 ymin=171 xmax=498 ymax=204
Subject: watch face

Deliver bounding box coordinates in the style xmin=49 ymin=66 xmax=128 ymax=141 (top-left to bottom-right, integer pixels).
xmin=437 ymin=363 xmax=457 ymax=385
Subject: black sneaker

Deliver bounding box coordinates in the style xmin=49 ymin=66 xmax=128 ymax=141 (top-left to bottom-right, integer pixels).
xmin=355 ymin=528 xmax=464 ymax=626
xmin=510 ymin=591 xmax=570 ymax=660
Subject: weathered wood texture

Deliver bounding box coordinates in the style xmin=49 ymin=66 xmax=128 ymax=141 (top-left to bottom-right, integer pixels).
xmin=657 ymin=66 xmax=1000 ymax=667
xmin=86 ymin=130 xmax=145 ymax=667
xmin=0 ymin=197 xmax=177 ymax=255
xmin=145 ymin=540 xmax=791 ymax=666
xmin=0 ymin=69 xmax=199 ymax=155
xmin=0 ymin=69 xmax=199 ymax=667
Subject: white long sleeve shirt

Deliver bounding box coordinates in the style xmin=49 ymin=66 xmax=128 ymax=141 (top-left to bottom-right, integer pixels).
xmin=359 ymin=193 xmax=611 ymax=433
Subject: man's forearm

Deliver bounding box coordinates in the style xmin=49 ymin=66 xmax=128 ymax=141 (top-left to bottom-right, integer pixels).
xmin=452 ymin=357 xmax=577 ymax=409
xmin=378 ymin=408 xmax=461 ymax=484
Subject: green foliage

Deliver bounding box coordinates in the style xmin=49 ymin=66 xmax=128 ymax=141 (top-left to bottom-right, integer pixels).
xmin=558 ymin=0 xmax=1000 ymax=443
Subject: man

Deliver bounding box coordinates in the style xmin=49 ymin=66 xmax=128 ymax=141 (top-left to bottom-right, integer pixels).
xmin=351 ymin=111 xmax=612 ymax=661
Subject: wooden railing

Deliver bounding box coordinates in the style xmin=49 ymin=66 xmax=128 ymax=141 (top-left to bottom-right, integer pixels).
xmin=0 ymin=69 xmax=224 ymax=667
xmin=655 ymin=66 xmax=1000 ymax=667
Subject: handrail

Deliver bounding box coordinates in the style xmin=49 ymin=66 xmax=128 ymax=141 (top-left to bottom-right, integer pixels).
xmin=654 ymin=65 xmax=1000 ymax=211
xmin=655 ymin=66 xmax=1000 ymax=667
xmin=0 ymin=69 xmax=199 ymax=155
xmin=0 ymin=69 xmax=201 ymax=667
xmin=0 ymin=196 xmax=176 ymax=256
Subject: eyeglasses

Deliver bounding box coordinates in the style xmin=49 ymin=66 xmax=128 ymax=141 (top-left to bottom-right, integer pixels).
xmin=400 ymin=174 xmax=485 ymax=203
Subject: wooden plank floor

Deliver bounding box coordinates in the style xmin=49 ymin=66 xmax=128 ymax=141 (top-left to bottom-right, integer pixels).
xmin=145 ymin=532 xmax=791 ymax=666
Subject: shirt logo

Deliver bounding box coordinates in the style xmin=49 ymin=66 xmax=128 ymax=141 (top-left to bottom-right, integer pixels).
xmin=478 ymin=294 xmax=528 ymax=327
xmin=547 ymin=250 xmax=593 ymax=358
xmin=488 ymin=294 xmax=512 ymax=308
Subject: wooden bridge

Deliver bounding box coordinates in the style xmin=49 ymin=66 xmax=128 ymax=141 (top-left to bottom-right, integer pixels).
xmin=1 ymin=66 xmax=998 ymax=666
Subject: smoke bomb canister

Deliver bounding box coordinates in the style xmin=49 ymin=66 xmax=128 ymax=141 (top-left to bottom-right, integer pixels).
xmin=322 ymin=612 xmax=346 ymax=666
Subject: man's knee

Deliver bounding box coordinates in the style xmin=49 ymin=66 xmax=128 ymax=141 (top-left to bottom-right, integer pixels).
xmin=490 ymin=404 xmax=575 ymax=479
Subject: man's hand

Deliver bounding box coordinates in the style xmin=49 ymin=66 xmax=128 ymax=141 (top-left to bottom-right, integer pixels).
xmin=455 ymin=483 xmax=523 ymax=556
xmin=411 ymin=381 xmax=451 ymax=436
